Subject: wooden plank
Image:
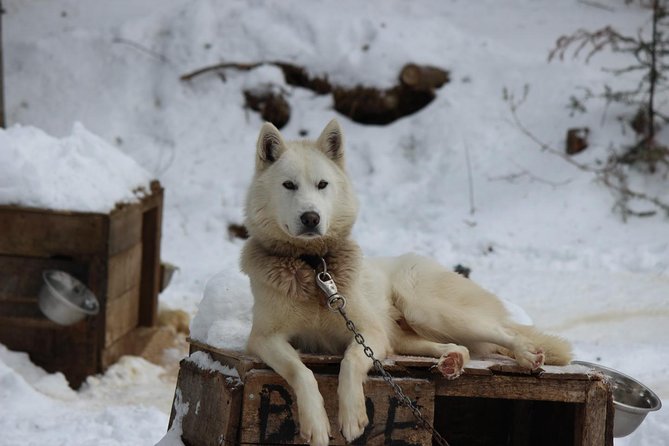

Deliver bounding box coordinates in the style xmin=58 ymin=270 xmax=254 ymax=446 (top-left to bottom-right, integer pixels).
xmin=189 ymin=341 xmax=439 ymax=375
xmin=106 ymin=243 xmax=142 ymax=300
xmin=435 ymin=374 xmax=590 ymax=403
xmin=104 ymin=286 xmax=140 ymax=347
xmin=0 ymin=301 xmax=43 ymax=319
xmin=0 ymin=315 xmax=81 ymax=330
xmin=109 ymin=205 xmax=142 ymax=256
xmin=386 ymin=354 xmax=437 ymax=368
xmin=0 ymin=207 xmax=107 ymax=257
xmin=579 ymin=380 xmax=609 ymax=446
xmin=539 ymin=365 xmax=595 ymax=380
xmin=240 ymin=369 xmax=434 ymax=445
xmin=86 ymin=253 xmax=109 ymax=354
xmin=186 ymin=342 xmax=596 ymax=382
xmin=169 ymin=359 xmax=244 ymax=446
xmin=138 ymin=186 xmax=163 ymax=326
xmin=0 ymin=317 xmax=96 ymax=388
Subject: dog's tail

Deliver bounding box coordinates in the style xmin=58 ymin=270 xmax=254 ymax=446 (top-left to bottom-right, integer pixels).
xmin=511 ymin=324 xmax=573 ymax=365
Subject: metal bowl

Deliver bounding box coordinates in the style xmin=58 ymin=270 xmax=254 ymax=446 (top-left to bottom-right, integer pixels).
xmin=572 ymin=360 xmax=662 ymax=437
xmin=39 ymin=270 xmax=100 ymax=325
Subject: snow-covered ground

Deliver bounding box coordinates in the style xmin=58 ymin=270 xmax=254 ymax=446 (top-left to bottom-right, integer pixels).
xmin=1 ymin=0 xmax=668 ymax=445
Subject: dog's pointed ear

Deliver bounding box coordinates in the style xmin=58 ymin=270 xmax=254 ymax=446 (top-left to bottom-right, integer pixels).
xmin=316 ymin=119 xmax=345 ymax=166
xmin=256 ymin=122 xmax=287 ymax=170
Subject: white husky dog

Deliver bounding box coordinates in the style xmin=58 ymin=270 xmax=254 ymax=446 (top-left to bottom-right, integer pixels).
xmin=241 ymin=120 xmax=571 ymax=446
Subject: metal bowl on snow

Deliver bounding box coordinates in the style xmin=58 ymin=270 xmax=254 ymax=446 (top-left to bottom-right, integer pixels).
xmin=572 ymin=360 xmax=662 ymax=437
xmin=38 ymin=270 xmax=100 ymax=325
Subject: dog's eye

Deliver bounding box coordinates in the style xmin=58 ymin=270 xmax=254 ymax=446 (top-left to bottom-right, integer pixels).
xmin=282 ymin=181 xmax=297 ymax=190
xmin=317 ymin=181 xmax=328 ymax=190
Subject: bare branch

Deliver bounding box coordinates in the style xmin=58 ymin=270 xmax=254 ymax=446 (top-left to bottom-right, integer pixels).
xmin=549 ymin=26 xmax=641 ymax=62
xmin=112 ymin=37 xmax=171 ymax=64
xmin=180 ymin=61 xmax=265 ymax=81
xmin=504 ymin=90 xmax=669 ymax=217
xmin=578 ymin=0 xmax=616 ymax=11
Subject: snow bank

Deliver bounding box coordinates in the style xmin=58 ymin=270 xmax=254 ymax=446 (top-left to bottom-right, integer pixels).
xmin=0 ymin=123 xmax=152 ymax=212
xmin=0 ymin=346 xmax=168 ymax=446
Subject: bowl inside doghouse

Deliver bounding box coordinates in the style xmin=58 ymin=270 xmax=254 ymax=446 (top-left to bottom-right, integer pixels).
xmin=39 ymin=270 xmax=100 ymax=325
xmin=572 ymin=360 xmax=662 ymax=437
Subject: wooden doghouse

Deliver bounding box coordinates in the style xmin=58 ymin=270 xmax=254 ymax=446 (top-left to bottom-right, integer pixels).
xmin=167 ymin=340 xmax=614 ymax=446
xmin=0 ymin=181 xmax=163 ymax=387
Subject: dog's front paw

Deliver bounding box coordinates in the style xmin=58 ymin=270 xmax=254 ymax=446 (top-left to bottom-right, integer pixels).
xmin=437 ymin=351 xmax=466 ymax=380
xmin=338 ymin=391 xmax=368 ymax=443
xmin=299 ymin=404 xmax=331 ymax=446
xmin=514 ymin=344 xmax=545 ymax=370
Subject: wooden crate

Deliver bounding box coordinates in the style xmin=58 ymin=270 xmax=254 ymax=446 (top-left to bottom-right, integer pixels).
xmin=167 ymin=340 xmax=614 ymax=446
xmin=0 ymin=181 xmax=163 ymax=387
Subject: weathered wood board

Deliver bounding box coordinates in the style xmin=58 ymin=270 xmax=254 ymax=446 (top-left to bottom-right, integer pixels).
xmin=240 ymin=369 xmax=434 ymax=445
xmin=169 ymin=359 xmax=244 ymax=446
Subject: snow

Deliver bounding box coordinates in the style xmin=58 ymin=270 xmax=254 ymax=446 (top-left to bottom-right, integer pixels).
xmin=189 ymin=270 xmax=252 ymax=351
xmin=2 ymin=0 xmax=668 ymax=445
xmin=155 ymin=388 xmax=187 ymax=446
xmin=0 ymin=123 xmax=153 ymax=212
xmin=0 ymin=346 xmax=170 ymax=446
xmin=185 ymin=351 xmax=240 ymax=381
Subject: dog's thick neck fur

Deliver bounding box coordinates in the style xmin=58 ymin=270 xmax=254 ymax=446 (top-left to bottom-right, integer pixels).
xmin=241 ymin=234 xmax=362 ymax=304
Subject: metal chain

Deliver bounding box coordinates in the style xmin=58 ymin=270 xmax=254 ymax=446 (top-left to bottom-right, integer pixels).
xmin=315 ymin=262 xmax=451 ymax=446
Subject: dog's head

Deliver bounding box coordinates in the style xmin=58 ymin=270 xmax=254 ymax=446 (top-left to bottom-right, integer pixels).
xmin=244 ymin=119 xmax=358 ymax=248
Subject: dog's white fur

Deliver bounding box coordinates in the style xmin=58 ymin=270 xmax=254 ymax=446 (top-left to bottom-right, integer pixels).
xmin=241 ymin=120 xmax=572 ymax=446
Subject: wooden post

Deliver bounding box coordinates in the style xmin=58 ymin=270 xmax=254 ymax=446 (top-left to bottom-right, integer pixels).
xmin=168 ymin=359 xmax=244 ymax=446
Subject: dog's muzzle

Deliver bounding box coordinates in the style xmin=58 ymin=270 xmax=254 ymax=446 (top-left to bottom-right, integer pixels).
xmin=300 ymin=211 xmax=320 ymax=229
xmin=298 ymin=211 xmax=322 ymax=237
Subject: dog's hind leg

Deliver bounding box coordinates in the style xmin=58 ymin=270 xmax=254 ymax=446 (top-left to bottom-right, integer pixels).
xmin=393 ymin=331 xmax=470 ymax=380
xmin=248 ymin=333 xmax=331 ymax=446
xmin=406 ymin=311 xmax=554 ymax=370
xmin=389 ymin=254 xmax=570 ymax=370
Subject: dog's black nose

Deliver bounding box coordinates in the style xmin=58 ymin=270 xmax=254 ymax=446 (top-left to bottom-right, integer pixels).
xmin=300 ymin=211 xmax=320 ymax=229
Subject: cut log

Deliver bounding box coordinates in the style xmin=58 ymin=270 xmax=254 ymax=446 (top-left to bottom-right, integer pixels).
xmin=400 ymin=64 xmax=450 ymax=92
xmin=333 ymin=85 xmax=435 ymax=125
